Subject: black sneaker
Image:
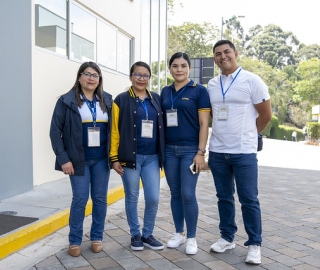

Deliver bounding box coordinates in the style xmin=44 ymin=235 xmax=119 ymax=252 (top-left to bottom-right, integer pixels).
xmin=141 ymin=235 xmax=164 ymax=250
xmin=131 ymin=235 xmax=144 ymax=251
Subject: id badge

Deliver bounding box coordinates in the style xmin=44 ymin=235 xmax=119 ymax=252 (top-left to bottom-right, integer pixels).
xmin=218 ymin=105 xmax=228 ymax=121
xmin=141 ymin=120 xmax=153 ymax=138
xmin=88 ymin=127 xmax=100 ymax=147
xmin=166 ymin=109 xmax=178 ymax=127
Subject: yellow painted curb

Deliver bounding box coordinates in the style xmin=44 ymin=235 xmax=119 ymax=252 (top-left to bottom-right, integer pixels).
xmin=0 ymin=171 xmax=166 ymax=259
xmin=0 ymin=184 xmax=125 ymax=260
xmin=160 ymin=169 xmax=165 ymax=178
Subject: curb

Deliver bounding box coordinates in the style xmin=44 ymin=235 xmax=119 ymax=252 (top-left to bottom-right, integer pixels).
xmin=0 ymin=184 xmax=125 ymax=260
xmin=0 ymin=170 xmax=165 ymax=260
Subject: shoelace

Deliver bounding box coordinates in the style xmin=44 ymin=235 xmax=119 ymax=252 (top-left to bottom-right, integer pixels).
xmin=187 ymin=239 xmax=196 ymax=247
xmin=249 ymin=245 xmax=259 ymax=252
xmin=147 ymin=235 xmax=156 ymax=242
xmin=172 ymin=234 xmax=183 ymax=240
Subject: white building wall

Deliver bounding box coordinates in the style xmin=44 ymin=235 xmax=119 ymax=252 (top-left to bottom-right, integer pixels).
xmin=32 ymin=0 xmax=144 ymax=186
xmin=0 ymin=0 xmax=166 ymax=198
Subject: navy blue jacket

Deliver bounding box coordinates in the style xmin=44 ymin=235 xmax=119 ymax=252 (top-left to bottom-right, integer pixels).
xmin=50 ymin=89 xmax=113 ymax=175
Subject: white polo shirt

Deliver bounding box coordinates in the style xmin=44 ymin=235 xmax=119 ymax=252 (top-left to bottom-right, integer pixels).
xmin=207 ymin=67 xmax=270 ymax=153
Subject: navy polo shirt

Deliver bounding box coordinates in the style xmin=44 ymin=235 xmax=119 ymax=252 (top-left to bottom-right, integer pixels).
xmin=161 ymin=80 xmax=211 ymax=146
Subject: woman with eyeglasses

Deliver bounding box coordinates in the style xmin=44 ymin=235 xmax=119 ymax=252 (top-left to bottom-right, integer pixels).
xmin=110 ymin=61 xmax=165 ymax=251
xmin=161 ymin=52 xmax=211 ymax=255
xmin=50 ymin=62 xmax=112 ymax=257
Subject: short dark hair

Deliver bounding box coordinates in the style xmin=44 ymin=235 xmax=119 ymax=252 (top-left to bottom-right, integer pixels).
xmin=168 ymin=52 xmax=191 ymax=67
xmin=213 ymin=40 xmax=236 ymax=53
xmin=130 ymin=61 xmax=151 ymax=76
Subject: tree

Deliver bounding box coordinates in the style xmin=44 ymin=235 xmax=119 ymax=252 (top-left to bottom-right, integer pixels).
xmin=294 ymin=44 xmax=320 ymax=63
xmin=293 ymin=58 xmax=320 ymax=104
xmin=168 ymin=0 xmax=174 ymax=10
xmin=168 ymin=0 xmax=177 ymax=15
xmin=223 ymin=16 xmax=246 ymax=54
xmin=245 ymin=24 xmax=300 ymax=69
xmin=224 ymin=16 xmax=244 ymax=41
xmin=237 ymin=56 xmax=275 ymax=85
xmin=167 ymin=22 xmax=219 ymax=58
xmin=151 ymin=60 xmax=167 ymax=92
xmin=288 ymin=101 xmax=312 ymax=128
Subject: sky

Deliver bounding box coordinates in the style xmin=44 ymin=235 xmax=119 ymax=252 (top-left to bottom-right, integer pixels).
xmin=169 ymin=0 xmax=320 ymax=46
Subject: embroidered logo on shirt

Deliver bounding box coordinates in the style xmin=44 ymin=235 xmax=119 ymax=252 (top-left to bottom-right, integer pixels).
xmin=182 ymin=97 xmax=189 ymax=100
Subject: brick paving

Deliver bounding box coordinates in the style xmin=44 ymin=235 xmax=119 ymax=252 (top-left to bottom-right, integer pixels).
xmin=30 ymin=166 xmax=320 ymax=270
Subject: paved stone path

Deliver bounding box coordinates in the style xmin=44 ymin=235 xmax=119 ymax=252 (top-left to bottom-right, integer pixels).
xmin=1 ymin=138 xmax=319 ymax=269
xmin=30 ymin=165 xmax=320 ymax=270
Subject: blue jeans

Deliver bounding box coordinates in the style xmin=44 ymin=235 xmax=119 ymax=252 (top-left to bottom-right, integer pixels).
xmin=121 ymin=154 xmax=160 ymax=238
xmin=69 ymin=158 xmax=110 ymax=245
xmin=208 ymin=152 xmax=262 ymax=246
xmin=164 ymin=145 xmax=199 ymax=238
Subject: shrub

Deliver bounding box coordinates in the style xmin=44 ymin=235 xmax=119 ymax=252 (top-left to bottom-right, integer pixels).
xmin=306 ymin=122 xmax=320 ymax=142
xmin=265 ymin=115 xmax=304 ymax=141
xmin=262 ymin=115 xmax=278 ymax=138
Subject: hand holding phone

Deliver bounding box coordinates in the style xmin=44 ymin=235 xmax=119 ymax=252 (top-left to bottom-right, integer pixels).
xmin=189 ymin=163 xmax=197 ymax=174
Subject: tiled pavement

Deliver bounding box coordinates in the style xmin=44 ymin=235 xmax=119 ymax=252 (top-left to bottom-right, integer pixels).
xmin=30 ymin=165 xmax=320 ymax=270
xmin=1 ymin=138 xmax=320 ymax=270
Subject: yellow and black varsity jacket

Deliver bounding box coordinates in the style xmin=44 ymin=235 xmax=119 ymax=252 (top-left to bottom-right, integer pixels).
xmin=110 ymin=87 xmax=165 ymax=169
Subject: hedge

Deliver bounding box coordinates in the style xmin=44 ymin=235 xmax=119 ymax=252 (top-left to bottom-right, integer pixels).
xmin=262 ymin=116 xmax=304 ymax=141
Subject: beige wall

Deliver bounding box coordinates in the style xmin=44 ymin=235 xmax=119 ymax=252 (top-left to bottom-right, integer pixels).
xmin=32 ymin=0 xmax=143 ymax=185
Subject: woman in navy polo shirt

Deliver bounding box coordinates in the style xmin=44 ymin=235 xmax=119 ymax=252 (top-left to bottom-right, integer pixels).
xmin=50 ymin=62 xmax=112 ymax=257
xmin=161 ymin=52 xmax=211 ymax=255
xmin=110 ymin=61 xmax=165 ymax=251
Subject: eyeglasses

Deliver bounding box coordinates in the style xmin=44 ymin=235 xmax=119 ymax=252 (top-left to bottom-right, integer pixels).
xmin=81 ymin=72 xmax=100 ymax=79
xmin=133 ymin=73 xmax=150 ymax=80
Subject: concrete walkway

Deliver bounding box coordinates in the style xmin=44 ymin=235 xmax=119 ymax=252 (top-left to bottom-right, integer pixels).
xmin=1 ymin=138 xmax=320 ymax=269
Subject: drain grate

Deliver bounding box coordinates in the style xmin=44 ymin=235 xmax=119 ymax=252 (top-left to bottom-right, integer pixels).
xmin=0 ymin=211 xmax=17 ymax=216
xmin=0 ymin=214 xmax=38 ymax=235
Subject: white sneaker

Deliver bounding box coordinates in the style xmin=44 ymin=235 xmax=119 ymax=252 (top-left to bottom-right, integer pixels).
xmin=185 ymin=238 xmax=197 ymax=255
xmin=245 ymin=245 xmax=261 ymax=264
xmin=167 ymin=233 xmax=186 ymax=248
xmin=210 ymin=238 xmax=236 ymax=253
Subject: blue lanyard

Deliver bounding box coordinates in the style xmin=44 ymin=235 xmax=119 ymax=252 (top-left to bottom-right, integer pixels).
xmin=139 ymin=99 xmax=149 ymax=120
xmin=220 ymin=68 xmax=242 ymax=101
xmin=83 ymin=95 xmax=97 ymax=127
xmin=170 ymin=84 xmax=188 ymax=109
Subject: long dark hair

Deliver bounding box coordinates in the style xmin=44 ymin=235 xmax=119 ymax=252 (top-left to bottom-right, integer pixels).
xmin=72 ymin=61 xmax=107 ymax=113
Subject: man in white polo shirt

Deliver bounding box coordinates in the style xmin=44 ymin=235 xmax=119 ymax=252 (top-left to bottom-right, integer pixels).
xmin=207 ymin=40 xmax=272 ymax=265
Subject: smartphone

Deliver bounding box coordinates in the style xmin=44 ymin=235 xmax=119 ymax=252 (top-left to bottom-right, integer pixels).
xmin=189 ymin=163 xmax=197 ymax=174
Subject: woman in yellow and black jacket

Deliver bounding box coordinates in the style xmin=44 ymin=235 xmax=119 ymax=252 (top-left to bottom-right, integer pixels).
xmin=110 ymin=61 xmax=165 ymax=251
xmin=109 ymin=87 xmax=164 ymax=169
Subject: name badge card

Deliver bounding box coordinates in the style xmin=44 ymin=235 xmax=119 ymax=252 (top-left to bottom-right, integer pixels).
xmin=166 ymin=109 xmax=178 ymax=127
xmin=218 ymin=106 xmax=228 ymax=121
xmin=141 ymin=120 xmax=153 ymax=138
xmin=88 ymin=127 xmax=100 ymax=147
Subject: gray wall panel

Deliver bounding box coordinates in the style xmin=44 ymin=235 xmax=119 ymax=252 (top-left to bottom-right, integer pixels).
xmin=0 ymin=0 xmax=33 ymax=199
